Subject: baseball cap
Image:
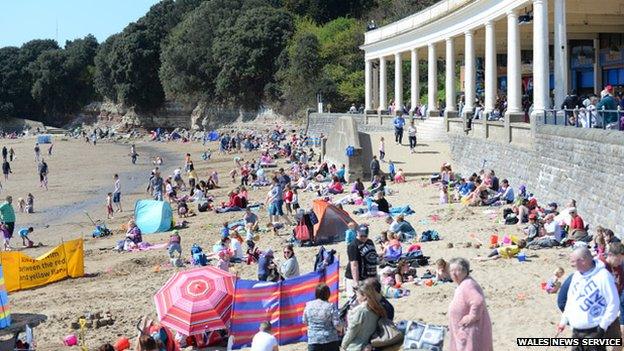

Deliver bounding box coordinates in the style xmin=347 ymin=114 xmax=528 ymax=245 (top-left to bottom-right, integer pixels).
xmin=357 ymin=225 xmax=369 ymax=236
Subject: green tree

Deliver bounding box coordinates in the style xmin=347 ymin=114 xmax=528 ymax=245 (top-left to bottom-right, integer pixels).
xmin=29 ymin=50 xmax=70 ymax=118
xmin=213 ymin=6 xmax=294 ymax=109
xmin=93 ymin=0 xmax=203 ymax=110
xmin=160 ymin=0 xmax=244 ymax=104
xmin=0 ymin=47 xmax=24 ymax=117
xmin=284 ymin=0 xmax=374 ymax=24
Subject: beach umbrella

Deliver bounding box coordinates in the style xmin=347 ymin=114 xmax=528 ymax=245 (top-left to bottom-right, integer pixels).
xmin=154 ymin=266 xmax=236 ymax=336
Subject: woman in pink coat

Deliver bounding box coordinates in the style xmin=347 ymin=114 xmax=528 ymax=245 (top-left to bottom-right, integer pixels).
xmin=448 ymin=257 xmax=493 ymax=351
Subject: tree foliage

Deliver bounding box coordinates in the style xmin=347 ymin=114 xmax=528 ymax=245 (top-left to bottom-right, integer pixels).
xmin=213 ymin=6 xmax=294 ymax=109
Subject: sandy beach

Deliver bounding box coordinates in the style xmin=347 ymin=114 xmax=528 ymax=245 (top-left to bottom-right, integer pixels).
xmin=2 ymin=134 xmax=567 ymax=350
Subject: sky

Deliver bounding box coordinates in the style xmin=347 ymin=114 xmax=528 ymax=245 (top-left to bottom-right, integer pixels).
xmin=0 ymin=0 xmax=160 ymax=48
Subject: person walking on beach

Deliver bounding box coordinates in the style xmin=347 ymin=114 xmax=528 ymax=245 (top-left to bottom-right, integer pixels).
xmin=1 ymin=146 xmax=6 ymax=161
xmin=393 ymin=114 xmax=405 ymax=145
xmin=408 ymin=121 xmax=417 ymax=153
xmin=558 ymin=247 xmax=620 ymax=350
xmin=0 ymin=197 xmax=16 ymax=249
xmin=130 ymin=144 xmax=138 ymax=164
xmin=113 ymin=174 xmax=122 ymax=212
xmin=106 ymin=193 xmax=114 ymax=219
xmin=38 ymin=158 xmax=48 ymax=190
xmin=9 ymin=148 xmax=14 ymax=162
xmin=34 ymin=143 xmax=41 ymax=162
xmin=150 ymin=170 xmax=165 ymax=201
xmin=2 ymin=160 xmax=11 ymax=181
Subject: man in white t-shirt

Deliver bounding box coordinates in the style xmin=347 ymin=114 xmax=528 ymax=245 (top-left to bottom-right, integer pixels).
xmin=250 ymin=322 xmax=278 ymax=351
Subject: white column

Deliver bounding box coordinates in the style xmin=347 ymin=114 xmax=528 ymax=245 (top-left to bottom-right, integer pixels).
xmin=593 ymin=38 xmax=602 ymax=95
xmin=507 ymin=10 xmax=522 ymax=113
xmin=533 ymin=0 xmax=550 ymax=112
xmin=445 ymin=38 xmax=456 ymax=111
xmin=365 ymin=59 xmax=373 ymax=111
xmin=394 ymin=53 xmax=403 ymax=113
xmin=553 ymin=0 xmax=568 ymax=108
xmin=427 ymin=43 xmax=438 ymax=114
xmin=464 ymin=30 xmax=475 ymax=113
xmin=379 ymin=57 xmax=387 ymax=112
xmin=410 ymin=49 xmax=419 ymax=111
xmin=484 ymin=20 xmax=497 ymax=113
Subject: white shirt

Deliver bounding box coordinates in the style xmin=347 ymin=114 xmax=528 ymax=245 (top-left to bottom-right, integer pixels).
xmin=408 ymin=126 xmax=417 ymax=137
xmin=231 ymin=240 xmax=243 ymax=259
xmin=250 ymin=331 xmax=278 ymax=351
xmin=114 ymin=179 xmax=121 ymax=193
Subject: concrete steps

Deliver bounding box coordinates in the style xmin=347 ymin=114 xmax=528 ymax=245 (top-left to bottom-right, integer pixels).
xmin=414 ymin=117 xmax=448 ymax=142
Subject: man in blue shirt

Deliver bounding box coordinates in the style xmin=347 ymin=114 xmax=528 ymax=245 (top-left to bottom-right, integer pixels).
xmin=393 ymin=115 xmax=405 ymax=145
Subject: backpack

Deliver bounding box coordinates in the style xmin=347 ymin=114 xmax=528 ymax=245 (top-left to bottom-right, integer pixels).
xmin=420 ymin=230 xmax=440 ymax=242
xmin=345 ymin=146 xmax=355 ymax=157
xmin=504 ymin=214 xmax=519 ymax=225
xmin=191 ymin=244 xmax=208 ymax=266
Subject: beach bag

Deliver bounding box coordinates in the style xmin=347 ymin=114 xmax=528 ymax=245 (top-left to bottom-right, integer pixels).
xmin=198 ymin=202 xmax=209 ymax=212
xmin=294 ymin=220 xmax=311 ymax=241
xmin=503 ymin=208 xmax=513 ymax=219
xmin=505 ymin=214 xmax=519 ymax=225
xmin=371 ymin=317 xmax=404 ymax=348
xmin=402 ymin=321 xmax=445 ymax=350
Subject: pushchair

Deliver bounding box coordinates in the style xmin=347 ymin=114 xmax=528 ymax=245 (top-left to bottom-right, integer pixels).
xmin=84 ymin=211 xmax=112 ymax=238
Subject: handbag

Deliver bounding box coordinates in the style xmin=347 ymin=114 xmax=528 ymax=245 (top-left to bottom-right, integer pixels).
xmin=370 ymin=317 xmax=404 ymax=348
xmin=294 ymin=220 xmax=311 ymax=241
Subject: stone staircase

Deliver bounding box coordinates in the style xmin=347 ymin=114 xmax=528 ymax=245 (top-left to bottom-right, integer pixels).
xmin=414 ymin=117 xmax=448 ymax=142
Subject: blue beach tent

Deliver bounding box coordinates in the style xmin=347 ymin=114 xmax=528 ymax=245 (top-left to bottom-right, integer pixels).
xmin=36 ymin=134 xmax=52 ymax=144
xmin=134 ymin=200 xmax=172 ymax=234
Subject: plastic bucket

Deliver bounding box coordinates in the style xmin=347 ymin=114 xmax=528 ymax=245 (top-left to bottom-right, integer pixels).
xmin=517 ymin=253 xmax=527 ymax=262
xmin=489 ymin=234 xmax=499 ymax=247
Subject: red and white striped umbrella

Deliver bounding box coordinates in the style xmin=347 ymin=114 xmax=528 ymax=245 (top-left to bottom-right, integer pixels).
xmin=154 ymin=266 xmax=236 ymax=335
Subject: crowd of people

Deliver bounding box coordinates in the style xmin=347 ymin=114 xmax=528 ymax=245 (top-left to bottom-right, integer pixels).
xmin=6 ymin=115 xmax=621 ymax=351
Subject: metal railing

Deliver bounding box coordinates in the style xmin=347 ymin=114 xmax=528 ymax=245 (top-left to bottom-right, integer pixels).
xmin=542 ymin=106 xmax=624 ymax=131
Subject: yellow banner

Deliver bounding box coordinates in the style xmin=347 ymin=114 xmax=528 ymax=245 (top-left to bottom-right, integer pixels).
xmin=0 ymin=238 xmax=84 ymax=292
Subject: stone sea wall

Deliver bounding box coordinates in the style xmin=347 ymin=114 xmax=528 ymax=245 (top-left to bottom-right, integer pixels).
xmin=448 ymin=125 xmax=624 ymax=236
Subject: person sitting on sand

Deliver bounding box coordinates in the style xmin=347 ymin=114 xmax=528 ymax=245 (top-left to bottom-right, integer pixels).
xmin=381 ymin=232 xmax=402 ymax=261
xmin=394 ymin=168 xmax=406 ymax=183
xmin=125 ymin=220 xmax=142 ymax=245
xmin=435 ymin=258 xmax=452 ymax=282
xmin=385 ymin=214 xmax=415 ymax=241
xmin=474 ymin=239 xmax=527 ymax=260
xmin=244 ymin=208 xmax=259 ymax=232
xmin=373 ymin=191 xmax=390 ymax=214
xmin=544 ymin=267 xmax=565 ymax=294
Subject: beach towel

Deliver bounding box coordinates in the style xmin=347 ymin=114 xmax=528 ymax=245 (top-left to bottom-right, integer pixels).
xmin=389 ymin=206 xmax=415 ymax=216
